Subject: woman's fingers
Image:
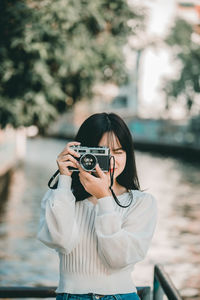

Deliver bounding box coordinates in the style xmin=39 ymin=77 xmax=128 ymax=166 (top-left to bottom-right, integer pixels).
xmin=65 ymin=161 xmax=77 ymax=168
xmin=78 ymin=163 xmax=104 ymax=180
xmin=78 ymin=166 xmax=91 ymax=179
xmin=78 ymin=163 xmax=110 ymax=198
xmin=57 ymin=141 xmax=80 ymax=165
xmin=58 ymin=148 xmax=80 ymax=159
xmin=78 ymin=166 xmax=94 ymax=182
xmin=95 ymin=164 xmax=105 ymax=178
xmin=56 ymin=141 xmax=81 ymax=175
xmin=58 ymin=160 xmax=78 ymax=176
xmin=67 ymin=147 xmax=80 ymax=158
xmin=59 ymin=141 xmax=81 ymax=158
xmin=66 ymin=141 xmax=81 ymax=147
xmin=58 ymin=154 xmax=78 ymax=164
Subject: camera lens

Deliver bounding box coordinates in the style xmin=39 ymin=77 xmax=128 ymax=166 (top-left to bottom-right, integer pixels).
xmin=80 ymin=153 xmax=97 ymax=171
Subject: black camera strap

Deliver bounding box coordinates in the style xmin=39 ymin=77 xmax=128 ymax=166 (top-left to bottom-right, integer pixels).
xmin=109 ymin=156 xmax=133 ymax=208
xmin=48 ymin=169 xmax=59 ymax=189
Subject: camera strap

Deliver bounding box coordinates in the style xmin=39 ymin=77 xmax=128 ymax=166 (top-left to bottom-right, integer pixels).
xmin=48 ymin=169 xmax=59 ymax=189
xmin=109 ymin=156 xmax=133 ymax=208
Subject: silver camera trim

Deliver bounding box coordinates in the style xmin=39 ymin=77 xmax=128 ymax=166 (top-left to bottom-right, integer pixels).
xmin=71 ymin=145 xmax=110 ymax=155
xmin=70 ymin=145 xmax=110 ymax=172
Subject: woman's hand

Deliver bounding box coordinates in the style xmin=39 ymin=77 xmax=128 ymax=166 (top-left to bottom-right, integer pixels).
xmin=56 ymin=141 xmax=81 ymax=176
xmin=78 ymin=164 xmax=111 ymax=199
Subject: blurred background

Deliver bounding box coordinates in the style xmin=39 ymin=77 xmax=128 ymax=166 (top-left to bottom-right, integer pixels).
xmin=0 ymin=0 xmax=200 ymax=299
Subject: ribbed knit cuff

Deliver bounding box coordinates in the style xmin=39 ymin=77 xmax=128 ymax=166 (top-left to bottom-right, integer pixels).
xmin=96 ymin=196 xmax=115 ymax=216
xmin=57 ymin=175 xmax=72 ymax=189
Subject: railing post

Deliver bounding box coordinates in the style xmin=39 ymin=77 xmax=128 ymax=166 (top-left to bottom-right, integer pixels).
xmin=137 ymin=286 xmax=151 ymax=300
xmin=153 ymin=264 xmax=182 ymax=300
xmin=153 ymin=271 xmax=164 ymax=300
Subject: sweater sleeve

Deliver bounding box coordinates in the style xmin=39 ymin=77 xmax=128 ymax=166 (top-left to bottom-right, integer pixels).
xmin=94 ymin=192 xmax=157 ymax=270
xmin=37 ymin=175 xmax=79 ymax=254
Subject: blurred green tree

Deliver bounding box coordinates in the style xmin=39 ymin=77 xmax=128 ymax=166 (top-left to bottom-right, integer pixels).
xmin=162 ymin=18 xmax=200 ymax=114
xmin=0 ymin=0 xmax=145 ymax=132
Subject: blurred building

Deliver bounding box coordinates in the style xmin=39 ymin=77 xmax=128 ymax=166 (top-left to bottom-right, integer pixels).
xmin=111 ymin=50 xmax=142 ymax=116
xmin=177 ymin=0 xmax=200 ymax=28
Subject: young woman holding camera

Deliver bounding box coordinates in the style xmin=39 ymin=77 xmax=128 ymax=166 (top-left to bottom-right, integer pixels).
xmin=37 ymin=112 xmax=157 ymax=300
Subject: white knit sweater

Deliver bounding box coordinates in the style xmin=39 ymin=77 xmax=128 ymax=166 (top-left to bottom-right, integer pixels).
xmin=37 ymin=175 xmax=157 ymax=294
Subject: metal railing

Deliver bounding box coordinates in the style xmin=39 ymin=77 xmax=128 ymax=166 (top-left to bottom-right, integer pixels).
xmin=0 ymin=286 xmax=56 ymax=298
xmin=0 ymin=286 xmax=150 ymax=299
xmin=0 ymin=264 xmax=182 ymax=299
xmin=153 ymin=264 xmax=182 ymax=300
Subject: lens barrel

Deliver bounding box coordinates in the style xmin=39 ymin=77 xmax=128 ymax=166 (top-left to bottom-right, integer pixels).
xmin=80 ymin=153 xmax=97 ymax=171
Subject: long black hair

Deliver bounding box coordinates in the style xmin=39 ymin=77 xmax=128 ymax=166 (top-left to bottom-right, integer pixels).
xmin=71 ymin=112 xmax=140 ymax=201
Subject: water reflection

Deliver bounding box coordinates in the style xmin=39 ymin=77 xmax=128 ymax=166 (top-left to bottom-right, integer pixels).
xmin=134 ymin=152 xmax=200 ymax=298
xmin=0 ymin=137 xmax=199 ymax=299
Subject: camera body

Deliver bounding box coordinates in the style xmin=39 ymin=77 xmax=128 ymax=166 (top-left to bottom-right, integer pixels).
xmin=69 ymin=145 xmax=110 ymax=172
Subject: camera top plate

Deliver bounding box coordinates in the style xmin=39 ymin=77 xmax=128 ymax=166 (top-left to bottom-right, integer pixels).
xmin=70 ymin=145 xmax=110 ymax=155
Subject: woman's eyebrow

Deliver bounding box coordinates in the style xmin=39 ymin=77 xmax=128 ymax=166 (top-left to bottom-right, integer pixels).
xmin=100 ymin=145 xmax=123 ymax=151
xmin=112 ymin=147 xmax=123 ymax=151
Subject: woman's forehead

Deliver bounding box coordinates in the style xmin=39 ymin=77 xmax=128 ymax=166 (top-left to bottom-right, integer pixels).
xmin=99 ymin=132 xmax=121 ymax=149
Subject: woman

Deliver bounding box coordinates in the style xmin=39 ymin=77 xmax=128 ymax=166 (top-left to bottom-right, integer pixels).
xmin=37 ymin=112 xmax=157 ymax=300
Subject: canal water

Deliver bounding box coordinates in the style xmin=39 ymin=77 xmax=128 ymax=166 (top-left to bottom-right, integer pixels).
xmin=0 ymin=137 xmax=200 ymax=299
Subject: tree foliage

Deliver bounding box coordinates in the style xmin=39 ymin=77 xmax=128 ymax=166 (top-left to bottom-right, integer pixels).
xmin=0 ymin=0 xmax=145 ymax=131
xmin=162 ymin=18 xmax=200 ymax=114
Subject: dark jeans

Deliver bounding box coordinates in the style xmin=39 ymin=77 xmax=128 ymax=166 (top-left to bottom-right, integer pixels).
xmin=56 ymin=292 xmax=140 ymax=300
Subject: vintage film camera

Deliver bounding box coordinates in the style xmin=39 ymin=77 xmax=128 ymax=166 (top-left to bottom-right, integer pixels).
xmin=69 ymin=145 xmax=110 ymax=172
